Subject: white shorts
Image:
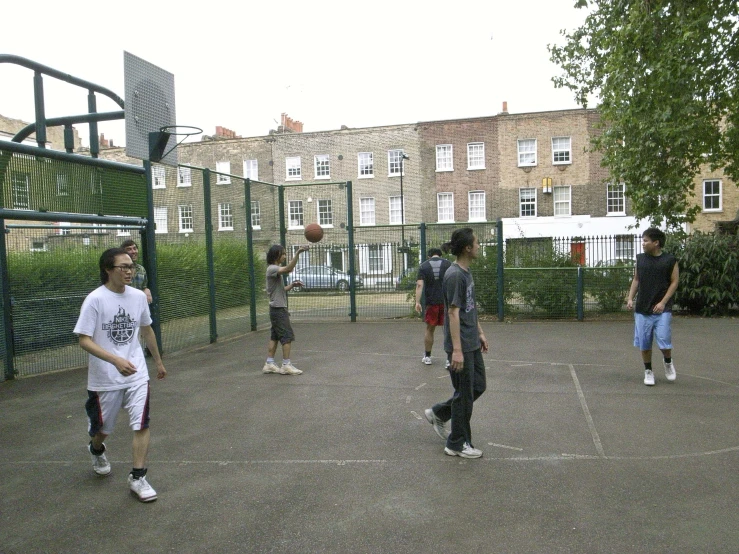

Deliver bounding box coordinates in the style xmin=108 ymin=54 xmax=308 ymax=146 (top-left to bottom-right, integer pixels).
xmin=85 ymin=381 xmax=150 ymax=436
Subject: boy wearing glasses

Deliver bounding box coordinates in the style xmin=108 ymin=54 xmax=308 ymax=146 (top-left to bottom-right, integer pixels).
xmin=74 ymin=248 xmax=167 ymax=502
xmin=120 ymin=239 xmax=152 ymax=304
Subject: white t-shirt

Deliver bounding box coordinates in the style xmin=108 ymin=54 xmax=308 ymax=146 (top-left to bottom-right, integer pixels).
xmin=74 ymin=285 xmax=152 ymax=391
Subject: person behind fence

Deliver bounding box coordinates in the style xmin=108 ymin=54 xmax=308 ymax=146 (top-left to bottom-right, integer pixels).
xmin=626 ymin=227 xmax=679 ymax=386
xmin=263 ymin=244 xmax=310 ymax=376
xmin=415 ymin=248 xmax=452 ymax=366
xmin=424 ymin=228 xmax=489 ymax=459
xmin=74 ymin=248 xmax=167 ymax=502
xmin=120 ymin=239 xmax=152 ymax=304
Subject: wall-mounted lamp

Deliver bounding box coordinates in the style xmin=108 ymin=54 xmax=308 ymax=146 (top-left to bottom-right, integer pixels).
xmin=307 ymin=196 xmax=313 ymax=203
xmin=542 ymin=177 xmax=553 ymax=194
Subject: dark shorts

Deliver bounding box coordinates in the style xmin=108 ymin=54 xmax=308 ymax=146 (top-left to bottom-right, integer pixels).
xmin=424 ymin=303 xmax=444 ymax=326
xmin=270 ymin=307 xmax=295 ymax=344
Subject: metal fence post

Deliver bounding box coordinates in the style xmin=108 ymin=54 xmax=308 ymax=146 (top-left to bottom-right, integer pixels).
xmin=419 ymin=222 xmax=427 ymax=261
xmin=497 ymin=219 xmax=504 ymax=322
xmin=202 ymin=168 xmax=218 ymax=343
xmin=143 ymin=160 xmax=163 ymax=354
xmin=346 ymin=181 xmax=357 ymax=322
xmin=577 ymin=266 xmax=584 ymax=321
xmin=278 ymin=185 xmax=286 ymax=248
xmin=244 ymin=178 xmax=257 ymax=331
xmin=0 ymin=220 xmax=15 ymax=380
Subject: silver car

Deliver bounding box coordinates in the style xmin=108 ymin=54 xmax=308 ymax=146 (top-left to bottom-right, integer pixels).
xmin=292 ymin=265 xmax=363 ymax=292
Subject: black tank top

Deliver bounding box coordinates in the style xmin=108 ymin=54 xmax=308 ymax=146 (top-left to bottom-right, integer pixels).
xmin=635 ymin=252 xmax=677 ymax=314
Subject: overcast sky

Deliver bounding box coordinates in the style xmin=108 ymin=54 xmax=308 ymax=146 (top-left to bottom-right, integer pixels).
xmin=1 ymin=0 xmax=591 ymax=147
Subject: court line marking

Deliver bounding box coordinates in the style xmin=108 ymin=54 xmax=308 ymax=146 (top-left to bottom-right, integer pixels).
xmin=568 ymin=363 xmax=606 ymax=458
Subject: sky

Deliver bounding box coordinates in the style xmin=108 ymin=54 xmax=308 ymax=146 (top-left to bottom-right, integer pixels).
xmin=1 ymin=0 xmax=591 ymax=148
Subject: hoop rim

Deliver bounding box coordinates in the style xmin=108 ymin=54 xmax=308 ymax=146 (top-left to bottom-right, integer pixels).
xmin=160 ymin=125 xmax=203 ymax=136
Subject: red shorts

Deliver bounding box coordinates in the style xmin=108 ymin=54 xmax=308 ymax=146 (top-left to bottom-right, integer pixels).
xmin=424 ymin=304 xmax=444 ymax=326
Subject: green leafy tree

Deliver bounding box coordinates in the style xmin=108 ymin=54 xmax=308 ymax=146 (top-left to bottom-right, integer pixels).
xmin=549 ymin=0 xmax=739 ymax=231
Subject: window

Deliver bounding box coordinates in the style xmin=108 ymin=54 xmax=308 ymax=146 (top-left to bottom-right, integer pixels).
xmin=318 ymin=199 xmax=333 ymax=227
xmin=360 ymin=197 xmax=375 ymax=225
xmin=703 ymin=179 xmax=722 ymax=211
xmin=607 ymin=183 xmax=626 ymax=215
xmin=116 ymin=225 xmax=130 ymax=237
xmin=251 ymin=201 xmax=261 ymax=229
xmin=57 ymin=222 xmax=71 ymax=236
xmin=154 ymin=207 xmax=168 ymax=234
xmin=437 ymin=192 xmax=454 ymax=223
xmin=388 ymin=150 xmax=403 ymax=176
xmin=178 ymin=205 xmax=194 ymax=232
xmin=467 ymin=143 xmax=485 ymax=170
xmin=30 ymin=240 xmax=48 ymax=252
xmin=178 ymin=167 xmax=192 ymax=187
xmin=358 ymin=152 xmax=374 ymax=178
xmin=615 ymin=235 xmax=635 ymax=259
xmin=286 ymin=157 xmax=301 ymax=180
xmin=243 ymin=159 xmax=258 ymax=181
xmin=468 ymin=191 xmax=486 ymax=222
xmin=552 ymin=137 xmax=571 ymax=164
xmin=219 ymin=203 xmax=234 ymax=230
xmin=56 ymin=174 xmax=69 ymax=196
xmin=519 ymin=188 xmax=537 ymax=217
xmin=436 ymin=145 xmax=453 ymax=172
xmin=90 ymin=172 xmax=103 ymax=194
xmin=152 ymin=164 xmax=166 ymax=188
xmin=314 ymin=155 xmax=330 ymax=179
xmin=389 ymin=196 xmax=405 ymax=225
xmin=518 ymin=139 xmax=537 ymax=166
xmin=368 ymin=245 xmax=385 ymax=272
xmin=288 ymin=200 xmax=304 ymax=228
xmin=216 ymin=161 xmax=231 ymax=184
xmin=553 ymin=186 xmax=571 ymax=216
xmin=11 ymin=173 xmax=30 ymax=209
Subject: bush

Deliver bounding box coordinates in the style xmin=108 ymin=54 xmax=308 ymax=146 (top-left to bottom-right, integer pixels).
xmin=586 ymin=262 xmax=634 ymax=313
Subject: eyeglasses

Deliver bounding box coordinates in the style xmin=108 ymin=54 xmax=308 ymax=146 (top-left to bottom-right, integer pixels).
xmin=113 ymin=265 xmax=136 ymax=272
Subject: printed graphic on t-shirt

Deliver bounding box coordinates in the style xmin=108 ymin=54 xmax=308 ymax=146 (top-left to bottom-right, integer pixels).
xmin=102 ymin=306 xmax=137 ymax=345
xmin=465 ymin=282 xmax=475 ymax=313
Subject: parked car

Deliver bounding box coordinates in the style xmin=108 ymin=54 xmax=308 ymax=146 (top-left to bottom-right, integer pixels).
xmin=292 ymin=266 xmax=363 ymax=292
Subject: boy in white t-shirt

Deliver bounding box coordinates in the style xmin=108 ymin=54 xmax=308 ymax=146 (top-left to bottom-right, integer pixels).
xmin=74 ymin=248 xmax=167 ymax=502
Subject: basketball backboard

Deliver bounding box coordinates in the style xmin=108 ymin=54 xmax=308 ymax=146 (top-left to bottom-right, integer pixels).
xmin=124 ymin=51 xmax=178 ymax=166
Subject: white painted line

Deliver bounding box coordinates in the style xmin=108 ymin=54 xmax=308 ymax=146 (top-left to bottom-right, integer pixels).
xmin=410 ymin=410 xmax=423 ymax=420
xmin=405 ymin=395 xmax=412 ymax=404
xmin=568 ymin=363 xmax=606 ymax=458
xmin=488 ymin=443 xmax=524 ymax=451
xmin=415 ymin=383 xmax=427 ymax=390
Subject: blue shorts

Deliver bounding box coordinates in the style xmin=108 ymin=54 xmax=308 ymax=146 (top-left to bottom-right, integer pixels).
xmin=633 ymin=312 xmax=672 ymax=351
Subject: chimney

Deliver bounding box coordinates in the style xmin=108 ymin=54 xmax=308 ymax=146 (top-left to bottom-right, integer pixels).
xmin=214 ymin=126 xmax=239 ymax=139
xmin=500 ymin=101 xmax=509 ymax=115
xmin=279 ymin=113 xmax=304 ymax=133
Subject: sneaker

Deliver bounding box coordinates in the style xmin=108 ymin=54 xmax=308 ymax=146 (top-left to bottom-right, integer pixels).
xmin=128 ymin=474 xmax=157 ymax=502
xmin=281 ymin=363 xmax=303 ymax=375
xmin=644 ymin=369 xmax=655 ymax=386
xmin=664 ymin=361 xmax=677 ymax=382
xmin=424 ymin=408 xmax=450 ymax=440
xmin=444 ymin=442 xmax=483 ymax=459
xmin=262 ymin=362 xmax=284 ymax=374
xmin=421 ymin=356 xmax=432 ymax=365
xmin=88 ymin=442 xmax=111 ymax=476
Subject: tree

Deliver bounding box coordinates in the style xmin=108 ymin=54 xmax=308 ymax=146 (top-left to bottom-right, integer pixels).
xmin=549 ymin=0 xmax=739 ymax=232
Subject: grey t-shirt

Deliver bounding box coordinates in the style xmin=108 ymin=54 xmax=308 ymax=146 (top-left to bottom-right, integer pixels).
xmin=442 ymin=263 xmax=481 ymax=353
xmin=266 ymin=264 xmax=287 ymax=308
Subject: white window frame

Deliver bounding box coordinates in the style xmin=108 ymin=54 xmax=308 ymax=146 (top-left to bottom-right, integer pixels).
xmin=178 ymin=167 xmax=192 ymax=187
xmin=243 ymin=159 xmax=258 ymax=181
xmin=216 ymin=161 xmax=231 ymax=184
xmin=178 ymin=205 xmax=194 ymax=233
xmin=358 ymin=152 xmax=374 ymax=178
xmin=314 ymin=154 xmax=330 ymax=179
xmin=251 ymin=201 xmax=261 ymax=230
xmin=437 ymin=192 xmax=454 ymax=223
xmin=152 ymin=164 xmax=166 ymax=189
xmin=359 ymin=197 xmax=376 ymax=226
xmin=615 ymin=235 xmax=635 ymax=259
xmin=468 ymin=191 xmax=486 ymax=222
xmin=286 ymin=157 xmax=302 ymax=181
xmin=11 ymin=172 xmax=30 ymax=209
xmin=519 ymin=188 xmax=537 ymax=218
xmin=116 ymin=225 xmax=131 ymax=237
xmin=90 ymin=172 xmax=103 ymax=195
xmin=30 ymin=240 xmax=48 ymax=252
xmin=518 ymin=139 xmax=537 ymax=167
xmin=57 ymin=222 xmax=71 ymax=236
xmin=218 ymin=203 xmax=234 ymax=231
xmin=389 ymin=196 xmax=405 ymax=225
xmin=154 ymin=207 xmax=168 ymax=234
xmin=553 ymin=185 xmax=572 ymax=216
xmin=467 ymin=142 xmax=485 ymax=170
xmin=56 ymin=173 xmax=69 ymax=196
xmin=607 ymin=183 xmax=626 ymax=215
xmin=703 ymin=179 xmax=722 ymax=212
xmin=318 ymin=199 xmax=334 ymax=227
xmin=288 ymin=200 xmax=304 ymax=229
xmin=436 ymin=144 xmax=453 ymax=172
xmin=552 ymin=136 xmax=572 ymax=165
xmin=388 ymin=150 xmax=403 ymax=177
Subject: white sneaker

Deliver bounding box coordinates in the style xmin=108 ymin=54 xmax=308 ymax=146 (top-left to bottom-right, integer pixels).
xmin=444 ymin=442 xmax=483 ymax=459
xmin=664 ymin=361 xmax=677 ymax=382
xmin=421 ymin=356 xmax=432 ymax=365
xmin=128 ymin=474 xmax=157 ymax=502
xmin=281 ymin=363 xmax=303 ymax=375
xmin=424 ymin=408 xmax=450 ymax=440
xmin=644 ymin=369 xmax=655 ymax=386
xmin=88 ymin=442 xmax=111 ymax=476
xmin=262 ymin=362 xmax=283 ymax=374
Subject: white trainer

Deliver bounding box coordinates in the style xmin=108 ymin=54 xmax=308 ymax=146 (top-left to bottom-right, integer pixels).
xmin=128 ymin=474 xmax=157 ymax=502
xmin=88 ymin=442 xmax=111 ymax=476
xmin=444 ymin=442 xmax=483 ymax=459
xmin=421 ymin=356 xmax=432 ymax=365
xmin=424 ymin=408 xmax=450 ymax=440
xmin=644 ymin=369 xmax=655 ymax=386
xmin=281 ymin=363 xmax=303 ymax=375
xmin=663 ymin=361 xmax=677 ymax=382
xmin=262 ymin=362 xmax=283 ymax=374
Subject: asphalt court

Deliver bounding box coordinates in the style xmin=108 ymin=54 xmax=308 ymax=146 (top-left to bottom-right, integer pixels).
xmin=1 ymin=317 xmax=737 ymax=553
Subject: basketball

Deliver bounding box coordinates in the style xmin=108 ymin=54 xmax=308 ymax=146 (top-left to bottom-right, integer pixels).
xmin=304 ymin=223 xmax=324 ymax=243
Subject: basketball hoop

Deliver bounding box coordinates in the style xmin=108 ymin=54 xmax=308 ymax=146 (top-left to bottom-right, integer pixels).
xmin=149 ymin=125 xmax=202 ymax=163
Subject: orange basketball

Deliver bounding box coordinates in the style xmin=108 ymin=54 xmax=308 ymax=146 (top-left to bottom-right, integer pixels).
xmin=304 ymin=223 xmax=324 ymax=243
